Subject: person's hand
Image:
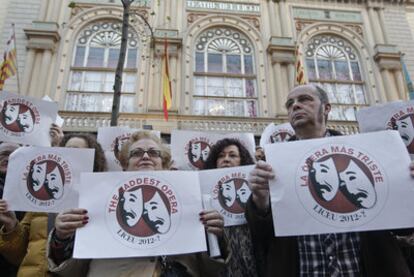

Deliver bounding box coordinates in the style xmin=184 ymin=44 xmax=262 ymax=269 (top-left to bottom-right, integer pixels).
xmin=50 ymin=123 xmax=64 ymax=147
xmin=0 ymin=199 xmax=18 ymax=232
xmin=55 ymin=208 xmax=88 ymax=240
xmin=200 ymin=210 xmax=224 ymax=237
xmin=248 ymin=160 xmax=275 ymax=212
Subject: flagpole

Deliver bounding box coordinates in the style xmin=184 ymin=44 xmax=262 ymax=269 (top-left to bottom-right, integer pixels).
xmin=11 ymin=23 xmax=21 ymax=94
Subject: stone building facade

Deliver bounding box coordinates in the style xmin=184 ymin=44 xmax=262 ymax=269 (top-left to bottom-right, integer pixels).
xmin=0 ymin=0 xmax=413 ymax=136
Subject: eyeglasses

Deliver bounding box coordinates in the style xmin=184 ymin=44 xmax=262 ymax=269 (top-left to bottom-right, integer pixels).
xmin=129 ymin=148 xmax=161 ymax=159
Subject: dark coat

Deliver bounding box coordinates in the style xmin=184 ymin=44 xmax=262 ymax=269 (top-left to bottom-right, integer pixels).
xmin=246 ymin=129 xmax=412 ymax=277
xmin=246 ymin=198 xmax=412 ymax=277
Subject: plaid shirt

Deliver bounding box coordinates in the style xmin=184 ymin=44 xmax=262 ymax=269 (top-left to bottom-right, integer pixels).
xmin=297 ymin=232 xmax=362 ymax=276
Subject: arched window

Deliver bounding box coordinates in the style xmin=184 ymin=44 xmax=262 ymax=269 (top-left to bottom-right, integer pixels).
xmin=305 ymin=34 xmax=366 ymax=121
xmin=65 ymin=20 xmax=139 ymax=112
xmin=193 ymin=27 xmax=257 ymax=117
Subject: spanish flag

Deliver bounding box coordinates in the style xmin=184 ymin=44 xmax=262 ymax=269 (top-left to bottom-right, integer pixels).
xmin=162 ymin=38 xmax=172 ymax=121
xmin=0 ymin=26 xmax=17 ymax=91
xmin=295 ymin=44 xmax=307 ymax=85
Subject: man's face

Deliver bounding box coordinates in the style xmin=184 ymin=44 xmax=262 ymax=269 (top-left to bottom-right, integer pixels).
xmin=285 ymin=86 xmax=330 ymax=131
xmin=122 ymin=188 xmax=143 ymax=227
xmin=4 ymin=104 xmax=19 ymax=125
xmin=339 ymin=160 xmax=376 ymax=209
xmin=396 ymin=116 xmax=414 ymax=147
xmin=144 ymin=191 xmax=171 ymax=234
xmin=45 ymin=167 xmax=64 ymax=199
xmin=236 ymin=181 xmax=250 ymax=205
xmin=310 ymin=158 xmax=339 ymax=201
xmin=31 ymin=162 xmax=46 ymax=191
xmin=17 ymin=110 xmax=34 ymax=132
xmin=221 ymin=180 xmax=236 ymax=207
xmin=191 ymin=142 xmax=202 ymax=162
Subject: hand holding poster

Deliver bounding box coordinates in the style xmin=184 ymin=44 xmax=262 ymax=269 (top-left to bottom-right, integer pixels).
xmin=0 ymin=92 xmax=58 ymax=146
xmin=357 ymin=100 xmax=414 ymax=158
xmin=171 ymin=130 xmax=255 ymax=170
xmin=264 ymin=130 xmax=414 ymax=236
xmin=199 ymin=165 xmax=254 ymax=226
xmin=73 ymin=171 xmax=206 ymax=259
xmin=97 ymin=127 xmax=161 ymax=171
xmin=3 ymin=146 xmax=94 ymax=212
xmin=259 ymin=122 xmax=295 ymax=147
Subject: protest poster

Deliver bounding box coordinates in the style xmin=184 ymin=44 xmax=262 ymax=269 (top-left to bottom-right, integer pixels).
xmin=73 ymin=170 xmax=206 ymax=258
xmin=97 ymin=127 xmax=161 ymax=171
xmin=42 ymin=95 xmax=64 ymax=127
xmin=357 ymin=100 xmax=414 ymax=159
xmin=199 ymin=165 xmax=254 ymax=226
xmin=171 ymin=130 xmax=255 ymax=170
xmin=3 ymin=146 xmax=94 ymax=212
xmin=0 ymin=91 xmax=58 ymax=146
xmin=264 ymin=130 xmax=414 ymax=236
xmin=259 ymin=122 xmax=295 ymax=147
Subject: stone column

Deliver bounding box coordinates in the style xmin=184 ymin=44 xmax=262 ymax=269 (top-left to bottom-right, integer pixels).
xmin=380 ymin=69 xmax=398 ymax=101
xmin=287 ymin=63 xmax=295 ymax=91
xmin=273 ymin=62 xmax=284 ymax=114
xmin=394 ymin=70 xmax=407 ymax=100
xmin=170 ymin=0 xmax=177 ymax=29
xmin=170 ymin=55 xmax=178 ymax=110
xmin=174 ymin=54 xmax=182 ymax=113
xmin=28 ymin=52 xmax=41 ymax=96
xmin=165 ymin=0 xmax=172 ymax=28
xmin=367 ymin=7 xmax=384 ymax=44
xmin=377 ymin=8 xmax=389 ymax=44
xmin=279 ymin=1 xmax=289 ymax=37
xmin=268 ymin=1 xmax=281 ymax=37
xmin=156 ymin=2 xmax=165 ymax=27
xmin=35 ymin=50 xmax=52 ymax=97
xmin=21 ymin=50 xmax=35 ymax=94
xmin=45 ymin=0 xmax=56 ymax=22
xmin=38 ymin=0 xmax=49 ymax=21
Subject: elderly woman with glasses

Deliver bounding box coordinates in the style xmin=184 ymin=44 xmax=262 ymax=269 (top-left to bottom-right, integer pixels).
xmin=48 ymin=131 xmax=227 ymax=277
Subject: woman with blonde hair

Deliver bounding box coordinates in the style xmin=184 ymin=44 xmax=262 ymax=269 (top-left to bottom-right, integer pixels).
xmin=48 ymin=130 xmax=228 ymax=277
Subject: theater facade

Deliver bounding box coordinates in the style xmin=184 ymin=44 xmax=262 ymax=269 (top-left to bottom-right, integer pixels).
xmin=1 ymin=0 xmax=413 ymax=136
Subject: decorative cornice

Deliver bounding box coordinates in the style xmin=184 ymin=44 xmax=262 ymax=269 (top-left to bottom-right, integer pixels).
xmin=153 ymin=29 xmax=182 ymax=58
xmin=373 ymin=44 xmax=402 ymax=70
xmin=267 ymin=37 xmax=296 ymax=64
xmin=24 ymin=21 xmax=60 ymax=51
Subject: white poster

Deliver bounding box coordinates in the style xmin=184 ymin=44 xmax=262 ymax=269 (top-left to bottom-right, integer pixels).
xmin=97 ymin=127 xmax=161 ymax=171
xmin=42 ymin=95 xmax=64 ymax=127
xmin=264 ymin=130 xmax=414 ymax=236
xmin=259 ymin=122 xmax=295 ymax=147
xmin=0 ymin=91 xmax=58 ymax=146
xmin=199 ymin=165 xmax=254 ymax=226
xmin=171 ymin=130 xmax=255 ymax=170
xmin=73 ymin=171 xmax=207 ymax=259
xmin=3 ymin=146 xmax=94 ymax=212
xmin=357 ymin=100 xmax=414 ymax=159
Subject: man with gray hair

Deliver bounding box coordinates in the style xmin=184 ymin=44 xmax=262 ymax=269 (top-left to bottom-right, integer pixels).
xmin=246 ymin=84 xmax=412 ymax=276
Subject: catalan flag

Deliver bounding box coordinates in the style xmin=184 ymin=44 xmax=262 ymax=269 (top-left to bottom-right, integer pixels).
xmin=162 ymin=38 xmax=172 ymax=121
xmin=295 ymin=44 xmax=307 ymax=85
xmin=0 ymin=26 xmax=17 ymax=91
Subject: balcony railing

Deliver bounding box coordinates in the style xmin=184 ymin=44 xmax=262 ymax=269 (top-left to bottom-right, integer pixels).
xmin=59 ymin=111 xmax=359 ymax=135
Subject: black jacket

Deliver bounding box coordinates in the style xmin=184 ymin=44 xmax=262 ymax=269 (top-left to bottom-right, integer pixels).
xmin=246 ymin=129 xmax=412 ymax=276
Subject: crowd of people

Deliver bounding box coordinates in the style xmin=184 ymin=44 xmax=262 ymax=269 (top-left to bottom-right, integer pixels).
xmin=0 ymin=84 xmax=414 ymax=276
